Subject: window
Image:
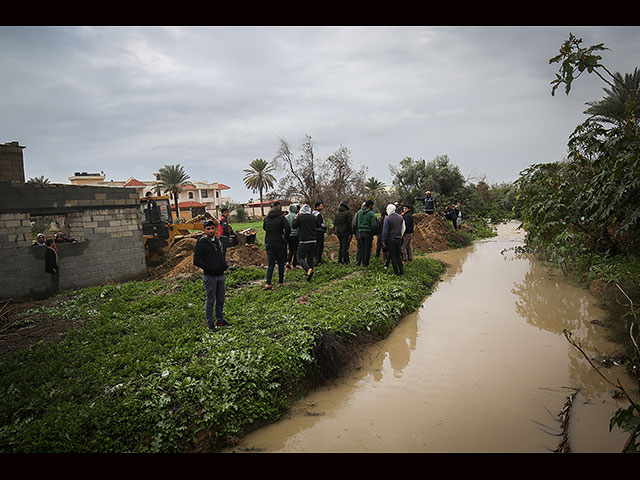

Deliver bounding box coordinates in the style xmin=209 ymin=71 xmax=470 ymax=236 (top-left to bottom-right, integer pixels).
xmin=201 ymin=190 xmax=208 ymax=198
xmin=188 ymin=192 xmax=194 ymax=199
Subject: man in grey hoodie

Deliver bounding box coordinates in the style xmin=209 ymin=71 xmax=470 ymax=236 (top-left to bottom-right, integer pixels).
xmin=285 ymin=204 xmax=299 ymax=269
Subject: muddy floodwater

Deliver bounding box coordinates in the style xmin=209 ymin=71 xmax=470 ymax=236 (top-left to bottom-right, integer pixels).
xmin=225 ymin=221 xmax=634 ymax=453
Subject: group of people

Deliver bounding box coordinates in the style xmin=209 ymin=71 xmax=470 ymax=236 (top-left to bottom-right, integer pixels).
xmin=193 ymin=194 xmax=460 ymax=333
xmin=444 ymin=203 xmax=463 ymax=230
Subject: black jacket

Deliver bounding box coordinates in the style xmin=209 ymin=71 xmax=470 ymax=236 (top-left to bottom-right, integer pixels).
xmin=292 ymin=210 xmax=321 ymax=242
xmin=403 ymin=211 xmax=414 ymax=234
xmin=263 ymin=207 xmax=291 ymax=246
xmin=45 ymin=247 xmax=58 ymax=273
xmin=193 ymin=235 xmax=228 ymax=276
xmin=334 ymin=203 xmax=352 ymax=235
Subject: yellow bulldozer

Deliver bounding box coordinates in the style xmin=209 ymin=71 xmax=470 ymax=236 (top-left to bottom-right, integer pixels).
xmin=140 ymin=196 xmax=216 ymax=266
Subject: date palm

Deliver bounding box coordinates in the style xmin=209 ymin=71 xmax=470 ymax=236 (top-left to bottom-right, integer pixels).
xmin=153 ymin=164 xmax=193 ymax=220
xmin=26 ymin=175 xmax=50 ymax=185
xmin=584 ymin=67 xmax=640 ymax=130
xmin=243 ymin=158 xmax=276 ymax=217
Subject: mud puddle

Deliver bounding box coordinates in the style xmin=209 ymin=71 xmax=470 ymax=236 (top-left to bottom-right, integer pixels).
xmin=224 ymin=222 xmax=634 ymax=453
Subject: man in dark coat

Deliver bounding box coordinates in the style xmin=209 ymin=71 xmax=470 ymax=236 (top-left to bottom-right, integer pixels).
xmin=292 ymin=204 xmax=321 ymax=282
xmin=416 ymin=191 xmax=435 ymax=214
xmin=313 ymin=201 xmax=327 ymax=265
xmin=334 ymin=201 xmax=353 ymax=264
xmin=44 ymin=239 xmax=59 ymax=295
xmin=382 ymin=204 xmax=405 ymax=276
xmin=262 ymin=202 xmax=291 ymax=289
xmin=194 ymin=219 xmax=230 ymax=332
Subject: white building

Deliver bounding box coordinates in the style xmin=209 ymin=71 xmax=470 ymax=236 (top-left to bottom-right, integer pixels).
xmin=68 ymin=172 xmax=231 ymax=219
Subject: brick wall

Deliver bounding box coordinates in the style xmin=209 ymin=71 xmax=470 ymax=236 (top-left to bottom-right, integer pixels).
xmin=0 ymin=182 xmax=147 ymax=300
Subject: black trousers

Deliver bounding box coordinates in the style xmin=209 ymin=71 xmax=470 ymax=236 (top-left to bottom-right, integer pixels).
xmin=287 ymin=236 xmax=299 ymax=266
xmin=337 ymin=233 xmax=351 ymax=263
xmin=315 ymin=232 xmax=325 ymax=263
xmin=297 ymin=240 xmax=316 ymax=272
xmin=386 ymin=238 xmax=404 ymax=275
xmin=357 ymin=231 xmax=374 ymax=266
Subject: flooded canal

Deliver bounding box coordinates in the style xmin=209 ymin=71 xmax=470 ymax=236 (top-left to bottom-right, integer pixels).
xmin=225 ymin=221 xmax=633 ymax=453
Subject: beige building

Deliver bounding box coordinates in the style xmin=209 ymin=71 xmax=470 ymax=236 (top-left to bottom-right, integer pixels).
xmin=69 ymin=172 xmax=231 ymax=220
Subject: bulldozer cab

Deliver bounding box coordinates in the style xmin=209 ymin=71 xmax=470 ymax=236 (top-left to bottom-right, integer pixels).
xmin=141 ymin=196 xmax=172 ymax=237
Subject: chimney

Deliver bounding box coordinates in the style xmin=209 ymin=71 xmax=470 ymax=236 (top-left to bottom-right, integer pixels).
xmin=0 ymin=141 xmax=26 ymax=183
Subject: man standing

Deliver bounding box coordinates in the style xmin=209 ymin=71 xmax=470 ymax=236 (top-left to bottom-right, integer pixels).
xmin=312 ymin=201 xmax=327 ymax=265
xmin=334 ymin=201 xmax=353 ymax=264
xmin=44 ymin=239 xmax=60 ymax=296
xmin=285 ymin=204 xmax=300 ymax=269
xmin=218 ymin=208 xmax=232 ymax=257
xmin=382 ymin=204 xmax=405 ymax=276
xmin=416 ymin=191 xmax=436 ymax=214
xmin=292 ymin=204 xmax=321 ymax=282
xmin=353 ymin=200 xmax=378 ymax=267
xmin=263 ymin=201 xmax=291 ymax=289
xmin=401 ymin=204 xmax=414 ymax=262
xmin=194 ymin=219 xmax=230 ymax=332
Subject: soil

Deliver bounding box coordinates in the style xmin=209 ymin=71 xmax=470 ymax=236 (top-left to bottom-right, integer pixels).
xmin=0 ymin=214 xmax=455 ymax=358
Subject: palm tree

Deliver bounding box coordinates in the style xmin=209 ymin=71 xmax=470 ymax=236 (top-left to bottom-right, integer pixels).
xmin=584 ymin=67 xmax=640 ymax=130
xmin=26 ymin=175 xmax=50 ymax=185
xmin=153 ymin=164 xmax=193 ymax=220
xmin=243 ymin=158 xmax=276 ymax=217
xmin=365 ymin=176 xmax=385 ymax=194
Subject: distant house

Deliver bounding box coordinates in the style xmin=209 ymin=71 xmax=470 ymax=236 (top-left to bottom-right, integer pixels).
xmin=68 ymin=172 xmax=231 ymax=220
xmin=245 ymin=199 xmax=292 ymax=218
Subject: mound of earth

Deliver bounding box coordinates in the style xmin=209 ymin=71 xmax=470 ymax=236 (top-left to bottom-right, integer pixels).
xmin=147 ymin=240 xmax=268 ymax=280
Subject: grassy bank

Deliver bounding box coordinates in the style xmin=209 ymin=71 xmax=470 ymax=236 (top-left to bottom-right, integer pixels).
xmin=0 ymin=257 xmax=445 ymax=453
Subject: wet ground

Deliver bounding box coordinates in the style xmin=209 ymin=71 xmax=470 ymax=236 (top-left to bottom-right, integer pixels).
xmin=224 ymin=222 xmax=633 ymax=453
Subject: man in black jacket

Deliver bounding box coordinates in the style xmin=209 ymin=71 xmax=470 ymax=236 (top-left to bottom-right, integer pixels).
xmin=193 ymin=219 xmax=230 ymax=332
xmin=44 ymin=239 xmax=60 ymax=296
xmin=292 ymin=204 xmax=321 ymax=282
xmin=263 ymin=202 xmax=291 ymax=289
xmin=313 ymin=201 xmax=327 ymax=265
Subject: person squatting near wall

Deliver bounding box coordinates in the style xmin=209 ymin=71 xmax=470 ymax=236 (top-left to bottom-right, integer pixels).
xmin=193 ymin=219 xmax=231 ymax=332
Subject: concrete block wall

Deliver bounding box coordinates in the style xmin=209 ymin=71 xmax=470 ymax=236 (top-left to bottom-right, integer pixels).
xmin=0 ymin=182 xmax=147 ymax=300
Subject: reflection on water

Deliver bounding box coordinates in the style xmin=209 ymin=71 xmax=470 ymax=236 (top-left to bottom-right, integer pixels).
xmin=224 ymin=222 xmax=632 ymax=453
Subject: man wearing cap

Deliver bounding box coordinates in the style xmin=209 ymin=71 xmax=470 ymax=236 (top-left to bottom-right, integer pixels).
xmin=193 ymin=219 xmax=230 ymax=332
xmin=416 ymin=191 xmax=436 ymax=214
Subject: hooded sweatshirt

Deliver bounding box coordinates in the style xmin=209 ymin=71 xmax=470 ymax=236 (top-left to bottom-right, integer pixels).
xmin=263 ymin=206 xmax=291 ymax=246
xmin=292 ymin=204 xmax=321 ymax=242
xmin=334 ymin=202 xmax=352 ymax=235
xmin=285 ymin=204 xmax=299 ymax=237
xmin=382 ymin=204 xmax=405 ymax=243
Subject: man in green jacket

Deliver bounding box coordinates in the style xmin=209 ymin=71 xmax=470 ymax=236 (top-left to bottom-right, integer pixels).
xmin=353 ymin=200 xmax=378 ymax=267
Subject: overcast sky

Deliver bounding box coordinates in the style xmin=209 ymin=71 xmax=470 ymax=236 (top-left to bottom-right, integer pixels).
xmin=2 ymin=26 xmax=639 ymax=203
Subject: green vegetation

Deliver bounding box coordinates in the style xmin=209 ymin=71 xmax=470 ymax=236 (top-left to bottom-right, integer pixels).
xmin=516 ymin=33 xmax=640 ymax=452
xmin=0 ymin=259 xmax=445 ymax=453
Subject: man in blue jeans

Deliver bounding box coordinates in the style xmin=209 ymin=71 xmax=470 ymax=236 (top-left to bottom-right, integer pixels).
xmin=193 ymin=219 xmax=230 ymax=332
